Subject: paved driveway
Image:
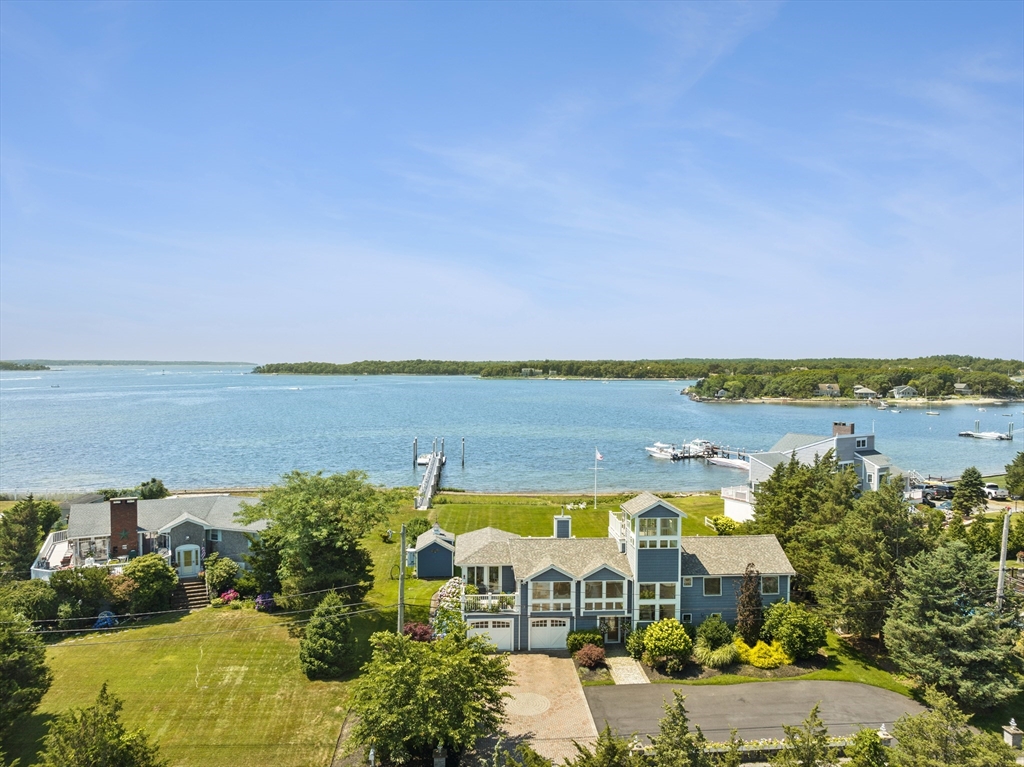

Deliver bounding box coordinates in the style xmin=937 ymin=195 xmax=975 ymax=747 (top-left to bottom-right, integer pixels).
xmin=585 ymin=681 xmax=925 ymax=742
xmin=502 ymin=653 xmax=598 ymax=763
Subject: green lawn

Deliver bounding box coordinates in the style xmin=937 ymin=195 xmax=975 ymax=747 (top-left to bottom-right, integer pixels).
xmin=5 ymin=608 xmax=349 ymax=767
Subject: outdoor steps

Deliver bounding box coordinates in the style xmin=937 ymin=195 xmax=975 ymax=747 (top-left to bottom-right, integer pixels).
xmin=171 ymin=579 xmax=209 ymax=610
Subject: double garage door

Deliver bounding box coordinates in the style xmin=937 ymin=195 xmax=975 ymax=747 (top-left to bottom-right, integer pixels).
xmin=530 ymin=618 xmax=569 ymax=650
xmin=468 ymin=619 xmax=513 ymax=651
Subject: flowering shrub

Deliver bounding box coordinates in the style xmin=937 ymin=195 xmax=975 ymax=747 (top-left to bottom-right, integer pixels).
xmin=433 ymin=605 xmax=466 ymax=637
xmin=436 ymin=577 xmax=464 ymax=608
xmin=220 ymin=589 xmax=240 ymax=603
xmin=574 ymin=643 xmax=605 ymax=668
xmin=734 ymin=638 xmax=792 ymax=669
xmin=403 ymin=622 xmax=433 ymax=642
xmin=255 ymin=592 xmax=276 ymax=612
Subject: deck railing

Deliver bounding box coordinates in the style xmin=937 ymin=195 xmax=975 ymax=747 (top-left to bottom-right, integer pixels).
xmin=462 ymin=592 xmax=518 ymax=613
xmin=720 ymin=485 xmax=752 ymax=503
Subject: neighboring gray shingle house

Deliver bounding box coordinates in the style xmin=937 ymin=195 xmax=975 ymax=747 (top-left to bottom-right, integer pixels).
xmin=816 ymin=383 xmax=840 ymax=397
xmin=889 ymin=385 xmax=918 ymax=399
xmin=33 ymin=495 xmax=264 ymax=580
xmin=444 ymin=492 xmax=793 ymax=651
xmin=721 ymin=422 xmax=903 ymax=523
xmin=953 ymin=382 xmax=972 ymax=395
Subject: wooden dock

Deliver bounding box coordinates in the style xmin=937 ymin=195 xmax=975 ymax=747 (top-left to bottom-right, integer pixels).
xmin=415 ymin=450 xmax=444 ymax=510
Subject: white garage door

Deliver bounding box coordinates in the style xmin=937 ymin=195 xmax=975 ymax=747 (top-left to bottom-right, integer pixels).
xmin=530 ymin=618 xmax=569 ymax=650
xmin=468 ymin=619 xmax=513 ymax=651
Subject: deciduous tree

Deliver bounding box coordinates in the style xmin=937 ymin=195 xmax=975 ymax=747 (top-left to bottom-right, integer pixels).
xmin=0 ymin=608 xmax=52 ymax=734
xmin=36 ymin=683 xmax=166 ymax=767
xmin=236 ymin=470 xmax=392 ymax=599
xmin=883 ymin=541 xmax=1022 ymax=709
xmin=1005 ymin=451 xmax=1024 ymax=499
xmin=349 ymin=630 xmax=512 ymax=764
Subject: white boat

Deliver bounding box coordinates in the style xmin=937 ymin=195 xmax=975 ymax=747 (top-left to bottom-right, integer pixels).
xmin=926 ymin=411 xmax=940 ymax=416
xmin=688 ymin=439 xmax=713 ymax=455
xmin=646 ymin=442 xmax=682 ymax=460
xmin=707 ymin=455 xmax=749 ymax=470
xmin=959 ymin=431 xmax=1013 ymax=441
xmin=890 ymin=409 xmax=901 ymax=413
xmin=876 ymin=402 xmax=888 ymax=410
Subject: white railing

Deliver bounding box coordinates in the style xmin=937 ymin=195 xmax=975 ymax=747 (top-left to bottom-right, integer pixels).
xmin=462 ymin=592 xmax=518 ymax=613
xmin=721 ymin=485 xmax=752 ymax=503
xmin=608 ymin=511 xmax=627 ymax=541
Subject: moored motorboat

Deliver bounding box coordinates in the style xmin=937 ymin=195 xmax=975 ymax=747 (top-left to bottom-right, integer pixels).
xmin=707 ymin=455 xmax=749 ymax=470
xmin=646 ymin=442 xmax=682 ymax=460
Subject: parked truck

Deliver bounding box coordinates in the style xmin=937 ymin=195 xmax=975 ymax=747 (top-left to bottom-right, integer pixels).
xmin=984 ymin=483 xmax=1008 ymax=500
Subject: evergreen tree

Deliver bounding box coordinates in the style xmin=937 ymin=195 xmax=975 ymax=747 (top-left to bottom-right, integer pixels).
xmin=36 ymin=683 xmax=166 ymax=767
xmin=883 ymin=541 xmax=1022 ymax=709
xmin=944 ymin=512 xmax=967 ymax=542
xmin=649 ymin=690 xmax=714 ymax=767
xmin=735 ymin=564 xmax=763 ymax=646
xmin=964 ymin=518 xmax=998 ymax=559
xmin=952 ymin=467 xmax=986 ymax=515
xmin=769 ymin=704 xmax=837 ymax=767
xmin=565 ymin=726 xmax=646 ymax=767
xmin=0 ymin=495 xmax=42 ymax=581
xmin=845 ymin=728 xmax=888 ymax=767
xmin=136 ymin=478 xmax=169 ymax=500
xmin=1007 ymin=512 xmax=1024 ymax=560
xmin=0 ymin=608 xmax=52 ymax=734
xmin=1005 ymin=451 xmax=1024 ymax=499
xmin=299 ymin=591 xmax=356 ymax=679
xmin=889 ymin=688 xmax=1016 ymax=767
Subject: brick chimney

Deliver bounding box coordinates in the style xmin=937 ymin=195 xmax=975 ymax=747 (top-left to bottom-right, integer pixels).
xmin=832 ymin=422 xmax=855 ymax=436
xmin=110 ymin=497 xmax=139 ymax=557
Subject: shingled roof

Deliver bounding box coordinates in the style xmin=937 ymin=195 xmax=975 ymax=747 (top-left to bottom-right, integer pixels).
xmin=453 ymin=527 xmax=519 ymax=565
xmin=65 ymin=496 xmax=266 ymax=539
xmin=679 ymin=535 xmax=795 ymax=576
xmin=506 ymin=538 xmax=632 ymax=580
xmin=620 ymin=492 xmax=682 ymax=516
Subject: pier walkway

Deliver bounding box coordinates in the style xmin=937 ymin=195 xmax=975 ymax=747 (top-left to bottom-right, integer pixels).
xmin=415 ymin=451 xmax=444 ymax=510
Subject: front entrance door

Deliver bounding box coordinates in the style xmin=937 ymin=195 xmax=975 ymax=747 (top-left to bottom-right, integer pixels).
xmin=176 ymin=545 xmax=201 ymax=577
xmin=602 ymin=617 xmax=622 ymax=643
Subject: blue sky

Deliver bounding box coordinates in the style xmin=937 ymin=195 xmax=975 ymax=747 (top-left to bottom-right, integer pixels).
xmin=1 ymin=1 xmax=1021 ymax=362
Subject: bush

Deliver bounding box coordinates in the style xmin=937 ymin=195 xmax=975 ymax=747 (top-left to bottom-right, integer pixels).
xmin=300 ymin=592 xmax=357 ymax=679
xmin=220 ymin=589 xmax=239 ymax=603
xmin=664 ymin=655 xmax=688 ymax=674
xmin=49 ymin=567 xmax=111 ymax=618
xmin=235 ymin=570 xmax=259 ymax=598
xmin=762 ymin=602 xmax=826 ymax=660
xmin=57 ymin=601 xmax=81 ymax=632
xmin=625 ymin=625 xmax=646 ymax=660
xmin=432 ymin=605 xmax=465 ymax=638
xmin=405 ymin=517 xmax=431 ymax=541
xmin=709 ymin=515 xmax=738 ymax=535
xmin=641 ymin=618 xmax=693 ymax=669
xmin=122 ymin=553 xmax=178 ymax=612
xmin=0 ymin=580 xmax=58 ymax=622
xmin=403 ymin=622 xmax=433 ymax=642
xmin=693 ymin=636 xmax=740 ymax=668
xmin=567 ymin=629 xmax=604 ymax=654
xmin=106 ymin=575 xmax=138 ymax=612
xmin=574 ymin=643 xmax=606 ymax=668
xmin=735 ymin=638 xmax=792 ymax=669
xmin=696 ymin=614 xmax=733 ymax=649
xmin=203 ymin=553 xmax=239 ymax=596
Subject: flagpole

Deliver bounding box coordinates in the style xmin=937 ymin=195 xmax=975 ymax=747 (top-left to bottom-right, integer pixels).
xmin=594 ymin=448 xmax=598 ymax=510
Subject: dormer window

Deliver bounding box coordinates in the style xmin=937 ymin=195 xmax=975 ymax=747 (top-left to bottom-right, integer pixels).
xmin=856 ymin=438 xmax=867 ymax=449
xmin=637 ymin=516 xmax=678 ymax=548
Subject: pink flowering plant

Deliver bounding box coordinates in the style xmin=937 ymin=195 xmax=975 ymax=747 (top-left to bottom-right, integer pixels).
xmin=220 ymin=589 xmax=240 ymax=603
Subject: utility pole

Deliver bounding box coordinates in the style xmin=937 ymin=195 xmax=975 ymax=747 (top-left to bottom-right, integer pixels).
xmin=397 ymin=524 xmax=407 ymax=631
xmin=996 ymin=510 xmax=1010 ymax=611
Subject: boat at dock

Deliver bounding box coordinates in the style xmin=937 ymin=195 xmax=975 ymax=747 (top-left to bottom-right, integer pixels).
xmin=958 ymin=420 xmax=1013 ymax=440
xmin=707 ymin=455 xmax=749 ymax=470
xmin=646 ymin=442 xmax=683 ymax=459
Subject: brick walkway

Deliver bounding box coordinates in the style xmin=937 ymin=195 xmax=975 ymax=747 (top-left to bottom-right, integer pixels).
xmin=605 ymin=655 xmax=649 ymax=685
xmin=502 ymin=653 xmax=598 ymax=763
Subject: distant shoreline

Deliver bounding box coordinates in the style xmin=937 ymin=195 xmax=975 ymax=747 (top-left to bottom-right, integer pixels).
xmin=693 ymin=396 xmax=1022 ymax=407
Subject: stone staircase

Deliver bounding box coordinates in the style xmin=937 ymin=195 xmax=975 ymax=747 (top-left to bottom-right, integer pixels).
xmin=171 ymin=578 xmax=209 ymax=610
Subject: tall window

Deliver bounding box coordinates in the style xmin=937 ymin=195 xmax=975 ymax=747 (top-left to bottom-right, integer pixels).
xmin=638 ymin=582 xmax=676 ymax=621
xmin=636 ymin=516 xmax=679 ymax=549
xmin=583 ymin=581 xmax=624 ymax=611
xmin=531 ymin=581 xmax=572 ymax=612
xmin=466 ymin=566 xmax=500 ymax=593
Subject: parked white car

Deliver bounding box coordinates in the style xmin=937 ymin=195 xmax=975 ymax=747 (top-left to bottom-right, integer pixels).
xmin=984 ymin=483 xmax=1008 ymax=500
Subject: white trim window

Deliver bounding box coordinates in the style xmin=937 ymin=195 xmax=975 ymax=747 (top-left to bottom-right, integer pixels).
xmin=636 ymin=516 xmax=679 ymax=549
xmin=855 ymin=438 xmax=867 ymax=449
xmin=761 ymin=576 xmax=780 ymax=595
xmin=638 ymin=582 xmax=677 ymax=621
xmin=466 ymin=566 xmax=501 ymax=593
xmin=682 ymin=577 xmax=693 ymax=588
xmin=531 ymin=581 xmax=572 ymax=612
xmin=583 ymin=580 xmax=625 ymax=611
xmin=208 ymin=529 xmax=222 ymax=542
xmin=703 ymin=577 xmax=722 ymax=597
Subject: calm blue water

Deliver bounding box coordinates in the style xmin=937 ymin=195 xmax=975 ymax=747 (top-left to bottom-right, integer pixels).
xmin=0 ymin=366 xmax=1019 ymax=494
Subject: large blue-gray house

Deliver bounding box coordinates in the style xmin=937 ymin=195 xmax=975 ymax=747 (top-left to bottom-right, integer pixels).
xmin=425 ymin=492 xmax=795 ymax=651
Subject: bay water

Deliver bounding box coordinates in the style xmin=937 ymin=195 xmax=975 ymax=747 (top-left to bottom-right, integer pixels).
xmin=0 ymin=365 xmax=1018 ymax=494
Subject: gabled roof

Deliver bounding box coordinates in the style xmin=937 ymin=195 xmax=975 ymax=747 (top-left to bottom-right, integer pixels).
xmin=679 ymin=535 xmax=795 ymax=576
xmin=415 ymin=525 xmax=455 ymax=552
xmin=506 ymin=538 xmax=633 ymax=580
xmin=620 ymin=492 xmax=682 ymax=517
xmin=769 ymin=433 xmax=830 ymax=454
xmin=857 ymin=450 xmax=893 ymax=468
xmin=66 ymin=496 xmax=265 ymax=539
xmin=749 ymin=451 xmax=790 ymax=471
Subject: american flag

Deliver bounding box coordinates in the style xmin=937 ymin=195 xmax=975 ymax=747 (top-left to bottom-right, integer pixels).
xmin=595 ymin=449 xmax=603 ymax=461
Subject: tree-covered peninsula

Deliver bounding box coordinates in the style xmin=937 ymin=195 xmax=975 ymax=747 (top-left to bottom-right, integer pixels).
xmin=253 ymin=355 xmax=1022 ymax=397
xmin=0 ymin=361 xmax=50 ymax=371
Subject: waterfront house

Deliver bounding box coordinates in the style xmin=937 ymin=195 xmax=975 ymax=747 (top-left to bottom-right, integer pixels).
xmin=32 ymin=495 xmax=264 ymax=580
xmin=852 ymin=385 xmax=876 ymax=399
xmin=815 ymin=383 xmax=841 ymax=397
xmin=953 ymin=382 xmax=972 ymax=396
xmin=721 ymin=422 xmax=901 ymax=522
xmin=445 ymin=495 xmax=794 ymax=651
xmin=889 ymin=385 xmax=918 ymax=399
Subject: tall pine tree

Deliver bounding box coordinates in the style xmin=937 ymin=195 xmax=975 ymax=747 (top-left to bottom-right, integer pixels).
xmin=0 ymin=494 xmax=42 ymax=581
xmin=299 ymin=591 xmax=356 ymax=679
xmin=883 ymin=541 xmax=1022 ymax=709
